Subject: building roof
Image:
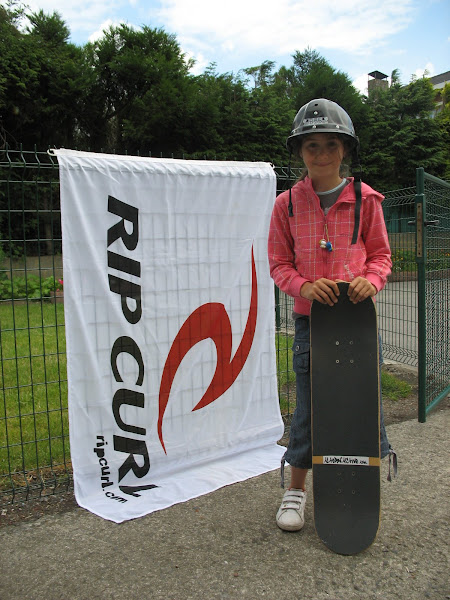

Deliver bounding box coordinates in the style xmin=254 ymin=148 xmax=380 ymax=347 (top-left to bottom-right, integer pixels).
xmin=368 ymin=70 xmax=388 ymax=80
xmin=429 ymin=71 xmax=450 ymax=85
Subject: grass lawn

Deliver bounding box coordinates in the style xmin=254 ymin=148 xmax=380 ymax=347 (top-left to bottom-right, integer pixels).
xmin=275 ymin=332 xmax=412 ymax=414
xmin=0 ymin=301 xmax=68 ymax=486
xmin=0 ymin=306 xmax=412 ymax=489
xmin=276 ymin=333 xmax=296 ymax=415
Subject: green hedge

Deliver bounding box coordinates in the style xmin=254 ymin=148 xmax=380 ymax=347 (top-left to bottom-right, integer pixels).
xmin=0 ymin=274 xmax=63 ymax=301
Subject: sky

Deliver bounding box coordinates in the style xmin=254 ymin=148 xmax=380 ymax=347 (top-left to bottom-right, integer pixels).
xmin=20 ymin=0 xmax=450 ymax=94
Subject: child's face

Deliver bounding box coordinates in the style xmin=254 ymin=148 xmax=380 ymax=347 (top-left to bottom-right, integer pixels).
xmin=300 ymin=133 xmax=345 ymax=181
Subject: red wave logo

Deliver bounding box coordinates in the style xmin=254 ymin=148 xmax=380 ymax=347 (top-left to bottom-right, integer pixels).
xmin=157 ymin=246 xmax=258 ymax=454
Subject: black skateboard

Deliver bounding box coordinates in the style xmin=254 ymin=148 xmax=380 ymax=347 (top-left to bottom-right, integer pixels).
xmin=310 ymin=281 xmax=380 ymax=555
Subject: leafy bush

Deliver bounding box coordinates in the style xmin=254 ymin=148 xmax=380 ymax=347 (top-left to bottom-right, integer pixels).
xmin=392 ymin=248 xmax=450 ymax=273
xmin=428 ymin=250 xmax=450 ymax=270
xmin=391 ymin=249 xmax=417 ymax=273
xmin=0 ymin=275 xmax=63 ymax=301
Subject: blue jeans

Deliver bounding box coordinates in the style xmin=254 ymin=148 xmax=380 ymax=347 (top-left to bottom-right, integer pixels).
xmin=284 ymin=316 xmax=390 ymax=470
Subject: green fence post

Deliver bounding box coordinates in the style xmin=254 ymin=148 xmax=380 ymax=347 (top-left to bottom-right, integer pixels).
xmin=275 ymin=285 xmax=281 ymax=331
xmin=416 ymin=167 xmax=427 ymax=423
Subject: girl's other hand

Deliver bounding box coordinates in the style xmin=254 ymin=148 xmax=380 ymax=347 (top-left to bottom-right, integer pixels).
xmin=301 ymin=278 xmax=340 ymax=306
xmin=348 ymin=277 xmax=377 ymax=304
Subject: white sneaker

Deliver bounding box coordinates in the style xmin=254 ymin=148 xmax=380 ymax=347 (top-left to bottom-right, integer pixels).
xmin=276 ymin=488 xmax=306 ymax=531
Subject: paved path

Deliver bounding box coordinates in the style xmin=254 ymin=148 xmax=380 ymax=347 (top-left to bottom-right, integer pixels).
xmin=1 ymin=408 xmax=449 ymax=600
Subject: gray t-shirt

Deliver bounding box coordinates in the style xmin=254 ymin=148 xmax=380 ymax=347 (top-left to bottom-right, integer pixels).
xmin=317 ymin=178 xmax=350 ymax=215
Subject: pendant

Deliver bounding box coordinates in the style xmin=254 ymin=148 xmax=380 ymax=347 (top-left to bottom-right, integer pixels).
xmin=319 ymin=238 xmax=333 ymax=252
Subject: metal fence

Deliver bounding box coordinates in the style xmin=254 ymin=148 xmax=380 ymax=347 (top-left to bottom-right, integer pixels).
xmin=0 ymin=149 xmax=67 ymax=504
xmin=0 ymin=149 xmax=448 ymax=504
xmin=415 ymin=169 xmax=450 ymax=421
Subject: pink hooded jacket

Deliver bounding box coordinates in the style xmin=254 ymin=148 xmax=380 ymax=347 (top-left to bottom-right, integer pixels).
xmin=268 ymin=176 xmax=392 ymax=316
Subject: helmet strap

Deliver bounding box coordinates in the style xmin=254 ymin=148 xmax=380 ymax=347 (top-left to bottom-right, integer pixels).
xmin=288 ymin=152 xmax=294 ymax=217
xmin=351 ymin=154 xmax=362 ymax=244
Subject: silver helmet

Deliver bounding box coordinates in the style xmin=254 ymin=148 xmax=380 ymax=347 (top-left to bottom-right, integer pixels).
xmin=286 ymin=98 xmax=358 ymax=153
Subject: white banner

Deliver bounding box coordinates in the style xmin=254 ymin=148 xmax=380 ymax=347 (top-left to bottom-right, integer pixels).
xmin=55 ymin=150 xmax=284 ymax=523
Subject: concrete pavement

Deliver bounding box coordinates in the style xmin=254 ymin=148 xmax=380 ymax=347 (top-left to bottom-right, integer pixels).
xmin=0 ymin=407 xmax=448 ymax=600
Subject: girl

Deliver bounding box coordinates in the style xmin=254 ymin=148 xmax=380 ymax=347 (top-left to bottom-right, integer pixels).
xmin=268 ymin=98 xmax=394 ymax=531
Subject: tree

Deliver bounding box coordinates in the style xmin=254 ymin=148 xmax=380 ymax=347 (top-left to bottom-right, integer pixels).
xmin=0 ymin=6 xmax=88 ymax=149
xmin=26 ymin=9 xmax=70 ymax=45
xmin=243 ymin=60 xmax=276 ymax=89
xmin=82 ymin=24 xmax=194 ymax=154
xmin=363 ymin=73 xmax=446 ymax=188
xmin=180 ymin=66 xmax=250 ymax=158
xmin=436 ymin=83 xmax=450 ymax=180
xmin=0 ymin=4 xmax=39 ymax=147
xmin=239 ymin=61 xmax=294 ymax=162
xmin=1 ymin=6 xmax=445 ymax=182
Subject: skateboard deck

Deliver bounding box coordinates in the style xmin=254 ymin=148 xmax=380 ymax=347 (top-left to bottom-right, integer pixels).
xmin=310 ymin=281 xmax=380 ymax=555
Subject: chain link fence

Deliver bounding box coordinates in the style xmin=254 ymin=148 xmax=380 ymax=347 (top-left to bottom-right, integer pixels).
xmin=416 ymin=170 xmax=450 ymax=421
xmin=0 ymin=149 xmax=448 ymax=504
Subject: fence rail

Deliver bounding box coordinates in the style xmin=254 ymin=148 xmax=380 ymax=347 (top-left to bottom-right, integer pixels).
xmin=1 ymin=149 xmax=448 ymax=504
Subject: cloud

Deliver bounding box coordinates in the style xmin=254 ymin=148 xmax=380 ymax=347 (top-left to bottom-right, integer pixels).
xmin=25 ymin=0 xmax=131 ymax=39
xmin=158 ymin=0 xmax=415 ymax=59
xmin=21 ymin=0 xmax=422 ymax=78
xmin=414 ymin=62 xmax=435 ymax=79
xmin=183 ymin=49 xmax=210 ymax=75
xmin=88 ymin=20 xmax=117 ymax=43
xmin=352 ymin=74 xmax=369 ymax=96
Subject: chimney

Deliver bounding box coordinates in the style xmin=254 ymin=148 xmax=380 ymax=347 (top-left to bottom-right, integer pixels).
xmin=368 ymin=71 xmax=389 ymax=96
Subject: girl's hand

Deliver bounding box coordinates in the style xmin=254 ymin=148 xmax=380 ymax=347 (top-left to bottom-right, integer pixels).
xmin=301 ymin=278 xmax=340 ymax=306
xmin=348 ymin=277 xmax=377 ymax=304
